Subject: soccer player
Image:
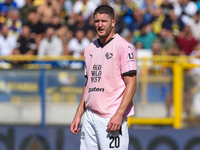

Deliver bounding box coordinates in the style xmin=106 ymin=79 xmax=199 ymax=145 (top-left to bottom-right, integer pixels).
xmin=70 ymin=5 xmax=137 ymax=150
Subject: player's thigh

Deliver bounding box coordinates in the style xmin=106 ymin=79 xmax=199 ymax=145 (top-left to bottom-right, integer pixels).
xmin=80 ymin=111 xmax=98 ymax=150
xmin=95 ymin=117 xmax=129 ymax=150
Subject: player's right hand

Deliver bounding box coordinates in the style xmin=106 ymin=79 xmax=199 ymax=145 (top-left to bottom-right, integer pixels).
xmin=70 ymin=117 xmax=81 ymax=134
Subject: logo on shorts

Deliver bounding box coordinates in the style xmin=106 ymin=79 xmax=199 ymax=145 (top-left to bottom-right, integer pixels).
xmin=105 ymin=52 xmax=113 ymax=60
xmin=81 ymin=132 xmax=85 ymax=139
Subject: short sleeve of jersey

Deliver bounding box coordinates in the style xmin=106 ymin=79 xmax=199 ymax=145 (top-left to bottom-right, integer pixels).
xmin=120 ymin=43 xmax=137 ymax=76
xmin=84 ymin=56 xmax=87 ymax=78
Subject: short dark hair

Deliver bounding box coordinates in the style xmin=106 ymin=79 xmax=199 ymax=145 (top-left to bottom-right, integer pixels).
xmin=93 ymin=5 xmax=115 ymax=20
xmin=28 ymin=9 xmax=36 ymax=14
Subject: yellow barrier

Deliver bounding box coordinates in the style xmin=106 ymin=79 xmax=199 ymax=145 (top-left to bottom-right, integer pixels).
xmin=0 ymin=55 xmax=84 ymax=61
xmin=128 ymin=56 xmax=200 ymax=129
xmin=128 ymin=61 xmax=183 ymax=129
xmin=1 ymin=55 xmax=199 ymax=129
xmin=173 ymin=63 xmax=183 ymax=129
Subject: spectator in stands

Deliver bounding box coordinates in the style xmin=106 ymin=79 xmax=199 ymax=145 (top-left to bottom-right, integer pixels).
xmin=132 ymin=0 xmax=145 ymax=9
xmin=49 ymin=15 xmax=67 ymax=41
xmin=140 ymin=0 xmax=158 ymax=24
xmin=26 ymin=9 xmax=45 ymax=46
xmin=168 ymin=0 xmax=182 ymax=17
xmin=85 ymin=28 xmax=96 ymax=43
xmin=150 ymin=6 xmax=166 ymax=35
xmin=165 ymin=44 xmax=198 ymax=117
xmin=19 ymin=0 xmax=36 ymax=23
xmin=0 ymin=8 xmax=7 ymax=29
xmin=0 ymin=0 xmax=18 ymax=17
xmin=134 ymin=24 xmax=156 ymax=49
xmin=114 ymin=13 xmax=128 ymax=37
xmin=179 ymin=0 xmax=198 ymax=25
xmin=100 ymin=0 xmax=109 ymax=5
xmin=68 ymin=11 xmax=94 ymax=39
xmin=189 ymin=11 xmax=200 ymax=42
xmin=111 ymin=0 xmax=122 ymax=15
xmin=10 ymin=25 xmax=36 ymax=64
xmin=152 ymin=41 xmax=163 ymax=55
xmin=67 ymin=29 xmax=90 ymax=58
xmin=72 ymin=0 xmax=97 ymax=21
xmin=12 ymin=25 xmax=36 ymax=56
xmin=162 ymin=9 xmax=185 ymax=37
xmin=14 ymin=0 xmax=25 ymax=9
xmin=176 ymin=25 xmax=198 ymax=55
xmin=191 ymin=42 xmax=200 ymax=57
xmin=160 ymin=0 xmax=174 ymax=16
xmin=119 ymin=0 xmax=137 ymax=29
xmin=5 ymin=9 xmax=23 ymax=38
xmin=166 ymin=45 xmax=181 ymax=56
xmin=63 ymin=0 xmax=73 ymax=20
xmin=97 ymin=0 xmax=119 ymax=8
xmin=183 ymin=69 xmax=197 ymax=116
xmin=90 ymin=0 xmax=101 ymax=6
xmin=149 ymin=42 xmax=166 ymax=75
xmin=0 ymin=24 xmax=17 ymax=56
xmin=48 ymin=14 xmax=69 ymax=55
xmin=135 ymin=42 xmax=143 ymax=50
xmin=27 ymin=9 xmax=44 ymax=34
xmin=197 ymin=0 xmax=200 ymax=11
xmin=38 ymin=27 xmax=63 ymax=56
xmin=37 ymin=0 xmax=61 ymax=29
xmin=165 ymin=45 xmax=181 ymax=117
xmin=154 ymin=28 xmax=176 ymax=51
xmin=129 ymin=9 xmax=149 ymax=36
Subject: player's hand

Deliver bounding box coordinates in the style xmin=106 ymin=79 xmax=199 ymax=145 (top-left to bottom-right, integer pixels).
xmin=106 ymin=113 xmax=123 ymax=133
xmin=71 ymin=117 xmax=81 ymax=134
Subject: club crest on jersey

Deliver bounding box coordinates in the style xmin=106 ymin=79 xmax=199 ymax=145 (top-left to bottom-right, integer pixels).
xmin=105 ymin=52 xmax=113 ymax=60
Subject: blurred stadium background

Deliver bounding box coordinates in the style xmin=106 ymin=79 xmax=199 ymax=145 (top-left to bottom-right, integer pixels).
xmin=1 ymin=0 xmax=200 ymax=149
xmin=1 ymin=55 xmax=200 ymax=150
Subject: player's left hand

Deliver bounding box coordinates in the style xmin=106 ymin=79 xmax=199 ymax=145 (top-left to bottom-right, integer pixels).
xmin=106 ymin=113 xmax=123 ymax=133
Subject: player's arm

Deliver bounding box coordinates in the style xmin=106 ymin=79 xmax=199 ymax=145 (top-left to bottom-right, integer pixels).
xmin=70 ymin=79 xmax=87 ymax=134
xmin=107 ymin=73 xmax=137 ymax=133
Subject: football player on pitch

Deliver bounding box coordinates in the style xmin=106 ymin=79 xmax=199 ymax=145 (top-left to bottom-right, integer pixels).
xmin=71 ymin=5 xmax=137 ymax=150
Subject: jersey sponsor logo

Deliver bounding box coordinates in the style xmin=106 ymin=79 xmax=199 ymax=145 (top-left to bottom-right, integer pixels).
xmin=105 ymin=52 xmax=113 ymax=60
xmin=91 ymin=65 xmax=102 ymax=82
xmin=88 ymin=87 xmax=104 ymax=93
xmin=91 ymin=76 xmax=101 ymax=82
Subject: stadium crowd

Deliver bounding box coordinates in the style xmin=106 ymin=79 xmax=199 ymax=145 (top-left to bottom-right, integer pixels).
xmin=0 ymin=0 xmax=200 ymax=117
xmin=1 ymin=0 xmax=200 ymax=58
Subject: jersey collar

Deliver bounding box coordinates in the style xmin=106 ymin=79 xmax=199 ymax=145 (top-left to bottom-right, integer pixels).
xmin=97 ymin=37 xmax=115 ymax=48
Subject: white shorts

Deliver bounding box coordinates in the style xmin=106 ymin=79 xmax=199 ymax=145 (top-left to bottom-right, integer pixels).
xmin=80 ymin=109 xmax=129 ymax=150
